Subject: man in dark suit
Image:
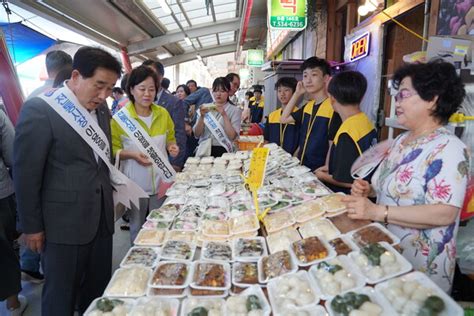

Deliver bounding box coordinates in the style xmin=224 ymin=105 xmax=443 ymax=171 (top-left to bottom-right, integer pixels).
xmin=13 ymin=47 xmax=122 ymax=316
xmin=142 ymin=60 xmax=186 ymax=171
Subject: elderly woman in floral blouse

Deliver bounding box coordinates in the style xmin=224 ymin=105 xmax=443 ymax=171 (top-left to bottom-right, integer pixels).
xmin=343 ymin=60 xmax=468 ymax=292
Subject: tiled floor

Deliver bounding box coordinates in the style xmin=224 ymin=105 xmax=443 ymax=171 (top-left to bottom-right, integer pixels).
xmin=0 ymin=220 xmax=131 ymax=316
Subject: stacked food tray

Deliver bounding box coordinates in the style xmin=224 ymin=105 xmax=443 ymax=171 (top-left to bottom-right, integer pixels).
xmin=86 ymin=144 xmax=463 ymax=316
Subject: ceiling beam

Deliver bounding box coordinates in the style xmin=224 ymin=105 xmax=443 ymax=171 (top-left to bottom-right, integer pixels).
xmin=127 ymin=17 xmax=266 ymax=55
xmin=160 ymin=43 xmax=237 ymax=66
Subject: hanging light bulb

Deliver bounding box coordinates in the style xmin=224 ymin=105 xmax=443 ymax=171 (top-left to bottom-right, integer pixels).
xmin=365 ymin=0 xmax=377 ymax=12
xmin=358 ymin=5 xmax=369 ymax=16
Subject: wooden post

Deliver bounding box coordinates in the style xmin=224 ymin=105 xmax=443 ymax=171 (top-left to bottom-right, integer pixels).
xmin=327 ymin=0 xmax=337 ymax=60
xmin=429 ymin=0 xmax=440 ymax=36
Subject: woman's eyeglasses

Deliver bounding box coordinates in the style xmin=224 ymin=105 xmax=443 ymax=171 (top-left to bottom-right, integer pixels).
xmin=394 ymin=90 xmax=417 ymax=102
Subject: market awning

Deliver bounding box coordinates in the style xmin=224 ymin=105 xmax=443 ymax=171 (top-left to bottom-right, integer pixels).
xmin=0 ymin=22 xmax=55 ymax=64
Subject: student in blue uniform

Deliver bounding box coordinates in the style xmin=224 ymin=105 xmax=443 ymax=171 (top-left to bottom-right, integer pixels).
xmin=264 ymin=77 xmax=300 ymax=154
xmin=280 ymin=57 xmax=341 ymax=171
xmin=249 ymin=88 xmax=264 ymax=123
xmin=314 ymin=71 xmax=377 ymax=193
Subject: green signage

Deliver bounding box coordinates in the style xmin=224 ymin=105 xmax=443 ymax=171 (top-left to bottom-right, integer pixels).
xmin=269 ymin=0 xmax=307 ymax=30
xmin=247 ymin=49 xmax=264 ymax=67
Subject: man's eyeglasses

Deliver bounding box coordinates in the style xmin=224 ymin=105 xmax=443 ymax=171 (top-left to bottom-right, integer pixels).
xmin=394 ymin=90 xmax=417 ymax=102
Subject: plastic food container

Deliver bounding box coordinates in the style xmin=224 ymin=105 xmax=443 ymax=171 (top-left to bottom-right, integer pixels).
xmin=375 ymin=271 xmax=464 ymax=316
xmin=201 ymin=219 xmax=230 ymax=238
xmin=130 ymin=297 xmax=180 ymax=316
xmin=201 ymin=241 xmax=234 ymax=262
xmin=258 ymin=250 xmax=298 ymax=283
xmin=325 ymin=286 xmax=394 ymax=316
xmin=180 ymin=297 xmax=226 ymax=316
xmin=190 ymin=260 xmax=232 ymax=291
xmin=286 ymin=165 xmax=311 ymax=177
xmin=147 ymin=205 xmax=180 ymax=221
xmin=134 ymin=229 xmax=166 ymax=247
xmin=104 ymin=266 xmax=151 ymax=298
xmin=348 ymin=223 xmax=400 ymax=247
xmin=328 ymin=235 xmax=359 ymax=256
xmin=171 ymin=216 xmax=200 ymax=231
xmin=298 ymin=217 xmax=341 ymax=240
xmin=233 ymin=237 xmax=268 ymax=262
xmin=320 ymin=193 xmax=347 ymax=213
xmin=84 ymin=297 xmax=134 ymax=316
xmin=290 ymin=199 xmax=326 ymax=223
xmin=263 ymin=210 xmax=296 ymax=234
xmin=232 ymin=262 xmax=260 ymax=287
xmin=226 ymin=285 xmax=271 ymax=316
xmin=142 ymin=220 xmax=172 ymax=230
xmin=146 ymin=287 xmax=188 ymax=299
xmin=266 ymin=227 xmax=301 ymax=254
xmin=229 ymin=214 xmax=259 ymax=235
xmin=119 ymin=246 xmax=161 ymax=268
xmin=267 ymin=270 xmax=320 ymax=312
xmin=164 ymin=230 xmax=196 ymax=244
xmin=189 ymin=288 xmax=229 ymax=298
xmin=290 ymin=236 xmax=337 ymax=267
xmin=148 ymin=261 xmax=193 ymax=289
xmin=161 ymin=240 xmax=197 ymax=261
xmin=309 ymin=255 xmax=366 ymax=301
xmin=348 ymin=242 xmax=412 ymax=284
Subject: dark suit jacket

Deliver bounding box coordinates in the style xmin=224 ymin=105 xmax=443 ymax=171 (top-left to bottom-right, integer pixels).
xmin=13 ymin=98 xmax=114 ymax=245
xmin=158 ymin=91 xmax=186 ymax=167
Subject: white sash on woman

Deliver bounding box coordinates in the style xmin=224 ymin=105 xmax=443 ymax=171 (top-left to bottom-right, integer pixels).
xmin=196 ymin=109 xmax=234 ymax=153
xmin=113 ymin=107 xmax=176 ymax=182
xmin=39 ymin=86 xmax=148 ymax=209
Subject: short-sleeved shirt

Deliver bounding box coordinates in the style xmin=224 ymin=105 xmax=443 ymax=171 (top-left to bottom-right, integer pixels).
xmin=327 ymin=112 xmax=377 ymax=193
xmin=291 ymin=98 xmax=339 ymax=171
xmin=249 ymin=99 xmax=264 ymax=123
xmin=264 ymin=107 xmax=299 ymax=155
xmin=193 ymin=102 xmax=242 ymax=147
xmin=372 ymin=127 xmax=469 ymax=292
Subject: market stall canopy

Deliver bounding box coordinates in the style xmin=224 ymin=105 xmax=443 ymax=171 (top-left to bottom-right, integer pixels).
xmin=10 ymin=0 xmax=268 ymax=66
xmin=0 ymin=22 xmax=55 ymax=64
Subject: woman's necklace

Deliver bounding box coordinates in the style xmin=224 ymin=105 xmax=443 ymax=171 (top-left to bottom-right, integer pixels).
xmin=401 ymin=125 xmax=440 ymax=147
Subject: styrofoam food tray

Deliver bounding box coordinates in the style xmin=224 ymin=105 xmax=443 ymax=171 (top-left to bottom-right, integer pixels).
xmin=148 ymin=261 xmax=193 ymax=289
xmin=348 ymin=241 xmax=412 ymax=284
xmin=375 ymin=271 xmax=464 ymax=316
xmin=309 ymin=255 xmax=366 ymax=301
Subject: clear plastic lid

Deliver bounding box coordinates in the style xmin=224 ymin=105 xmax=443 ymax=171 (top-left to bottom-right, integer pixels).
xmin=233 ymin=237 xmax=268 ymax=262
xmin=104 ymin=267 xmax=151 ymax=298
xmin=298 ymin=217 xmax=341 ymax=240
xmin=84 ymin=297 xmax=134 ymax=315
xmin=201 ymin=219 xmax=230 ymax=238
xmin=286 ymin=165 xmax=311 ymax=177
xmin=290 ymin=199 xmax=326 ymax=223
xmin=120 ymin=246 xmax=161 ymax=269
xmin=190 ymin=260 xmax=232 ymax=291
xmin=320 ymin=193 xmax=347 ymax=213
xmin=290 ymin=236 xmax=337 ymax=267
xmin=374 ymin=271 xmax=464 ymax=316
xmin=161 ymin=240 xmax=197 ymax=261
xmin=142 ymin=220 xmax=172 ymax=230
xmin=348 ymin=242 xmax=413 ymax=284
xmin=348 ymin=222 xmax=400 ymax=248
xmin=134 ymin=229 xmax=166 ymax=247
xmin=229 ymin=214 xmax=259 ymax=235
xmin=201 ymin=241 xmax=234 ymax=262
xmin=164 ymin=230 xmax=196 ymax=244
xmin=309 ymin=255 xmax=366 ymax=301
xmin=147 ymin=286 xmax=188 ymax=299
xmin=257 ymin=250 xmax=298 ymax=283
xmin=267 ymin=270 xmax=320 ymax=312
xmin=171 ymin=216 xmax=200 ymax=232
xmin=146 ymin=205 xmax=179 ymax=222
xmin=266 ymin=227 xmax=301 ymax=254
xmin=325 ymin=286 xmax=394 ymax=316
xmin=148 ymin=261 xmax=193 ymax=289
xmin=180 ymin=297 xmax=226 ymax=316
xmin=232 ymin=262 xmax=260 ymax=288
xmin=226 ymin=285 xmax=271 ymax=316
xmin=328 ymin=235 xmax=359 ymax=256
xmin=130 ymin=297 xmax=180 ymax=316
xmin=263 ymin=210 xmax=296 ymax=234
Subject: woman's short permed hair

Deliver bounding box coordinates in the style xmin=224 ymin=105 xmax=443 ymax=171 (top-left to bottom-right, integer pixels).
xmin=392 ymin=60 xmax=465 ymax=124
xmin=126 ymin=66 xmax=158 ymax=103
